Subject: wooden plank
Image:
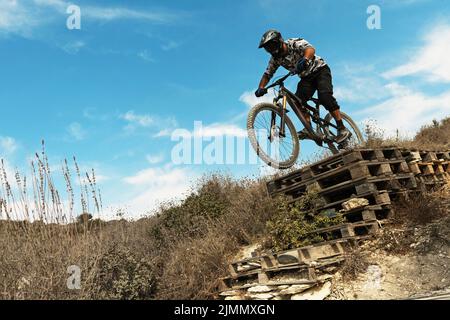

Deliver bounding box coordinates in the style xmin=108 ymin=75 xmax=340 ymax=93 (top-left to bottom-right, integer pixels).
xmin=420 ymin=151 xmax=438 ymax=162
xmin=260 ymin=240 xmax=348 ymax=271
xmin=338 ymin=205 xmax=392 ymax=223
xmin=269 ymin=159 xmax=409 ymax=197
xmin=417 ymin=163 xmax=434 ymax=175
xmin=435 ymin=151 xmax=450 ymax=161
xmin=305 ymin=190 xmax=392 ymax=211
xmin=308 ymin=221 xmax=381 ymax=241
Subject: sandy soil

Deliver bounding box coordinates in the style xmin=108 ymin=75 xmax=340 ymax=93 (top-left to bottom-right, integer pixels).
xmin=330 ymin=215 xmax=450 ymax=300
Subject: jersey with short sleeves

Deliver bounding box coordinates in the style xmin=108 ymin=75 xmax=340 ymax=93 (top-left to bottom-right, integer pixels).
xmin=264 ymin=38 xmax=327 ymax=79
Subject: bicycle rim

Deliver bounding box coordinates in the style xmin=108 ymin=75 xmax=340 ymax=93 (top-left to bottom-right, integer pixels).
xmin=247 ymin=103 xmax=299 ymax=169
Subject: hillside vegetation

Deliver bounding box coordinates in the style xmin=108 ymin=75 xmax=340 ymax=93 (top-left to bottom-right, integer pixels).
xmin=0 ymin=117 xmax=449 ymax=300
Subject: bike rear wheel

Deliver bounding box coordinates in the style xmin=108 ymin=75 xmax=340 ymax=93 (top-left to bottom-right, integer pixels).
xmin=324 ymin=112 xmax=364 ymax=150
xmin=247 ymin=102 xmax=300 ymax=169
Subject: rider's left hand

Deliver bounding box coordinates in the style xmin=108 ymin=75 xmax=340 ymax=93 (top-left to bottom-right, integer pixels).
xmin=255 ymin=88 xmax=268 ymax=97
xmin=296 ymin=58 xmax=310 ymax=74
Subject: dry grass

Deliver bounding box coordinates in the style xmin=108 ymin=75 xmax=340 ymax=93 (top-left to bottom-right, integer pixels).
xmin=362 ymin=117 xmax=450 ymax=150
xmin=0 ymin=142 xmax=158 ymax=299
xmin=376 ymin=188 xmax=449 ymax=255
xmin=391 ymin=192 xmax=447 ymax=227
xmin=0 ymin=144 xmax=276 ymax=299
xmin=413 ymin=118 xmax=450 ymax=150
xmin=339 ymin=248 xmax=370 ymax=281
xmin=2 ymin=116 xmax=449 ymax=300
xmin=152 ymin=175 xmax=277 ymax=299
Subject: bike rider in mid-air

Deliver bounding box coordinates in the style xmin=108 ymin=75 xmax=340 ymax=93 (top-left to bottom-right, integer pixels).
xmin=255 ymin=29 xmax=350 ymax=143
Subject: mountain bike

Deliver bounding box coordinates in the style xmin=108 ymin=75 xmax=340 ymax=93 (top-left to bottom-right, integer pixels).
xmin=247 ymin=72 xmax=364 ymax=169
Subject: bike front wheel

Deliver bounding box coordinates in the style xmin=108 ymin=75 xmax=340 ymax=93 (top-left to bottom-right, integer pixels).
xmin=247 ymin=102 xmax=300 ymax=169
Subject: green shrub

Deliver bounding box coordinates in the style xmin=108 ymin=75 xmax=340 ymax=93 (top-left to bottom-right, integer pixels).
xmin=267 ymin=191 xmax=343 ymax=251
xmin=151 ymin=175 xmax=233 ymax=245
xmin=89 ymin=243 xmax=156 ymax=300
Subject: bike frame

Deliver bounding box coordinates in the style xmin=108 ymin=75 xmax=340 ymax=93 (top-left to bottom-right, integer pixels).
xmin=268 ymin=74 xmax=339 ymax=147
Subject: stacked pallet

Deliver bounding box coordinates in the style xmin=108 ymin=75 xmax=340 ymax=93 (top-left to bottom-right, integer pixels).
xmin=401 ymin=149 xmax=450 ymax=188
xmin=268 ymin=147 xmax=414 ymax=210
xmin=218 ymin=239 xmax=347 ymax=296
xmin=218 ymin=147 xmax=449 ymax=299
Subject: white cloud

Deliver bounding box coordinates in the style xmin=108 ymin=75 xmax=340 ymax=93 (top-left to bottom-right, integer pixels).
xmin=0 ymin=0 xmax=40 ymax=37
xmin=380 ymin=0 xmax=431 ymax=7
xmin=61 ymin=40 xmax=85 ymax=54
xmin=0 ymin=136 xmax=18 ymax=155
xmin=0 ymin=0 xmax=180 ymax=37
xmin=146 ymin=154 xmax=164 ymax=164
xmin=137 ymin=49 xmax=154 ymax=62
xmin=333 ymin=64 xmax=390 ymax=103
xmin=383 ymin=23 xmax=450 ymax=83
xmin=326 ymin=23 xmax=450 ymax=136
xmin=161 ymin=40 xmax=182 ymax=51
xmin=194 ymin=123 xmax=247 ymax=138
xmin=67 ymin=122 xmax=86 ymax=141
xmin=124 ymin=165 xmax=183 ymax=185
xmin=33 ymin=0 xmax=66 ymax=11
xmin=359 ymin=82 xmax=450 ymax=136
xmin=120 ymin=110 xmax=154 ymax=127
xmin=155 ymin=122 xmax=247 ymax=138
xmin=239 ymin=90 xmax=274 ymax=109
xmin=34 ymin=0 xmax=178 ymax=23
xmin=120 ymin=165 xmax=196 ymax=215
xmin=153 ymin=128 xmax=173 ymax=138
xmin=84 ymin=6 xmax=176 ymax=23
xmin=120 ymin=111 xmax=178 ymax=136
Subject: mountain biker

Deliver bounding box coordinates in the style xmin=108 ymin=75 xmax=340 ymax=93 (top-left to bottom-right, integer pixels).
xmin=255 ymin=29 xmax=350 ymax=143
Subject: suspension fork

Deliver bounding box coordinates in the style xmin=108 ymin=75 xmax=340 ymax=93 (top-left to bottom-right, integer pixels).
xmin=269 ymin=94 xmax=287 ymax=142
xmin=279 ymin=95 xmax=287 ymax=137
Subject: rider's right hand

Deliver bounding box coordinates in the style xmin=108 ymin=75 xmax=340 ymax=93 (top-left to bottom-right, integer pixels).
xmin=255 ymin=88 xmax=268 ymax=97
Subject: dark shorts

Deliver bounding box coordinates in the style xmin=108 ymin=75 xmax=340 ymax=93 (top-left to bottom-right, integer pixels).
xmin=295 ymin=65 xmax=340 ymax=112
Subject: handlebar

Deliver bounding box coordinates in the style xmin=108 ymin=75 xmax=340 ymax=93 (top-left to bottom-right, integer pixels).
xmin=266 ymin=71 xmax=296 ymax=90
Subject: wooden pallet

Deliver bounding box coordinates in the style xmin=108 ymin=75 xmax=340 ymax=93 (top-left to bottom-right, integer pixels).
xmin=402 ymin=149 xmax=450 ymax=162
xmin=266 ymin=147 xmax=405 ymax=194
xmin=260 ymin=239 xmax=348 ymax=271
xmin=266 ymin=169 xmax=311 ymax=194
xmin=419 ymin=151 xmax=438 ymax=162
xmin=435 ymin=151 xmax=450 ymax=161
xmin=228 ymin=257 xmax=263 ymax=277
xmin=416 ymin=173 xmax=449 ymax=186
xmin=270 ymin=159 xmax=410 ymax=197
xmin=307 ymin=220 xmax=381 ymax=242
xmin=288 ymin=190 xmax=392 ymax=211
xmin=321 ymin=204 xmax=393 ymax=223
xmin=318 ymin=173 xmax=416 ymax=199
xmin=443 ymin=162 xmax=450 ymax=173
xmin=218 ymin=268 xmax=318 ymax=292
xmin=301 ymin=148 xmax=404 ymax=179
xmin=228 ymin=238 xmax=350 ymax=278
xmin=409 ymin=162 xmax=444 ymax=175
xmin=286 ymin=174 xmax=415 ymax=208
xmin=219 ymin=255 xmax=344 ymax=291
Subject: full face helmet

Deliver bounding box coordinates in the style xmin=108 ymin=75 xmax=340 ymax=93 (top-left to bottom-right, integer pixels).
xmin=258 ymin=29 xmax=284 ymax=57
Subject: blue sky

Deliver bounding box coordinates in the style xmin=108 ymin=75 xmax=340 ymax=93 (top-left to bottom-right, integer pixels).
xmin=1 ymin=0 xmax=450 ymax=218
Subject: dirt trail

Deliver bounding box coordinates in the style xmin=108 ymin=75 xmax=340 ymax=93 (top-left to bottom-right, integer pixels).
xmin=330 ymin=215 xmax=450 ymax=300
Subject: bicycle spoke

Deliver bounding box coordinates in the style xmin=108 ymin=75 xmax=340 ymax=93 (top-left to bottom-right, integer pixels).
xmin=248 ymin=104 xmax=300 ymax=168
